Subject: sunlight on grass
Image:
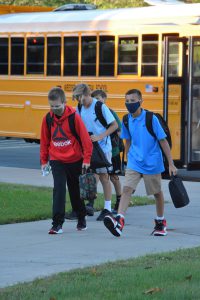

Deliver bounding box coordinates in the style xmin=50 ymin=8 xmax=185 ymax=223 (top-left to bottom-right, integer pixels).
xmin=0 ymin=183 xmax=155 ymax=224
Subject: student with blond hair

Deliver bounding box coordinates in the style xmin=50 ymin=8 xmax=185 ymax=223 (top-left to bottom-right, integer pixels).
xmin=73 ymin=83 xmax=118 ymax=221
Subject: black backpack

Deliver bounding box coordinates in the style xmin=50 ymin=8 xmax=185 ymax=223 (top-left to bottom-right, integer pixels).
xmin=122 ymin=110 xmax=172 ymax=177
xmin=46 ymin=112 xmax=81 ymax=146
xmin=46 ymin=112 xmax=111 ymax=170
xmin=78 ymin=101 xmax=123 ymax=152
xmin=168 ymin=175 xmax=189 ymax=208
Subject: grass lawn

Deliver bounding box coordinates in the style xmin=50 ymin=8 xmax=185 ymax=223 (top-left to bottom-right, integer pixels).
xmin=0 ymin=247 xmax=200 ymax=299
xmin=0 ymin=182 xmax=155 ymax=224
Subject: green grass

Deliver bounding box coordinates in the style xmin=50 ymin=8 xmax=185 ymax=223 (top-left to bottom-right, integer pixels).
xmin=0 ymin=247 xmax=200 ymax=299
xmin=0 ymin=182 xmax=155 ymax=225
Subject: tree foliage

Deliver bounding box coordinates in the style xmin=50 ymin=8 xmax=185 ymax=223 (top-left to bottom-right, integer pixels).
xmin=0 ymin=0 xmax=145 ymax=9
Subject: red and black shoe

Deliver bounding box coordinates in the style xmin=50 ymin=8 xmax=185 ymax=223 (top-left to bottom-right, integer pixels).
xmin=152 ymin=219 xmax=167 ymax=236
xmin=104 ymin=214 xmax=124 ymax=237
xmin=48 ymin=224 xmax=63 ymax=234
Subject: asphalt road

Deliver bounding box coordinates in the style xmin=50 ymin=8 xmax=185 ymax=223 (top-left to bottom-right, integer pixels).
xmin=0 ymin=137 xmax=200 ymax=181
xmin=0 ymin=138 xmax=40 ymax=169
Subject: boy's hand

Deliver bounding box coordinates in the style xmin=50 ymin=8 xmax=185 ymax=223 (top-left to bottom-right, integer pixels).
xmin=82 ymin=163 xmax=90 ymax=172
xmin=169 ymin=164 xmax=177 ymax=176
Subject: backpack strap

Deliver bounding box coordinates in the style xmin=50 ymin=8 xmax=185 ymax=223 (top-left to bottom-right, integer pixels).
xmin=145 ymin=111 xmax=157 ymax=139
xmin=94 ymin=101 xmax=108 ymax=128
xmin=122 ymin=114 xmax=129 ymax=132
xmin=77 ymin=103 xmax=82 ymax=114
xmin=68 ymin=112 xmax=82 ymax=147
xmin=46 ymin=112 xmax=53 ymax=132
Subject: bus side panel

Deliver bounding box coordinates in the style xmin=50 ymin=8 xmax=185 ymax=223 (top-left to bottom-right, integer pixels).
xmin=0 ymin=77 xmax=180 ymax=159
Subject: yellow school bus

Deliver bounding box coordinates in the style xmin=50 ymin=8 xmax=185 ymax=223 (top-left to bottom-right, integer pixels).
xmin=0 ymin=4 xmax=52 ymax=14
xmin=0 ymin=3 xmax=200 ymax=169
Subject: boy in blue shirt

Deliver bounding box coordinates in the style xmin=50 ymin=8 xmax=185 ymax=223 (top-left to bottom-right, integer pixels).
xmin=104 ymin=89 xmax=177 ymax=237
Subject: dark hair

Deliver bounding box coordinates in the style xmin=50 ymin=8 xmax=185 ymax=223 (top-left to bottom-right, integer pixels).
xmin=91 ymin=89 xmax=107 ymax=99
xmin=48 ymin=87 xmax=66 ymax=103
xmin=125 ymin=89 xmax=142 ymax=99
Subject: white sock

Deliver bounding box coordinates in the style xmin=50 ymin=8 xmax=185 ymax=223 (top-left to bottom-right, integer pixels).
xmin=156 ymin=216 xmax=164 ymax=221
xmin=104 ymin=200 xmax=111 ymax=211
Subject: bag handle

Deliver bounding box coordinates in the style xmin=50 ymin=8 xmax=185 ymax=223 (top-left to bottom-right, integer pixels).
xmin=82 ymin=167 xmax=94 ymax=175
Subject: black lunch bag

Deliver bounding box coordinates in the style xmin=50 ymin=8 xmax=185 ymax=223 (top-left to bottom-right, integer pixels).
xmin=168 ymin=175 xmax=190 ymax=208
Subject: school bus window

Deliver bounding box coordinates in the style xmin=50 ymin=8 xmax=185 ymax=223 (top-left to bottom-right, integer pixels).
xmin=47 ymin=37 xmax=61 ymax=76
xmin=161 ymin=34 xmax=179 ymax=77
xmin=64 ymin=37 xmax=78 ymax=76
xmin=11 ymin=38 xmax=24 ymax=75
xmin=193 ymin=41 xmax=200 ymax=77
xmin=81 ymin=36 xmax=96 ymax=76
xmin=118 ymin=37 xmax=138 ymax=75
xmin=167 ymin=42 xmax=180 ymax=77
xmin=0 ymin=38 xmax=8 ymax=75
xmin=99 ymin=36 xmax=115 ymax=76
xmin=142 ymin=35 xmax=158 ymax=76
xmin=27 ymin=37 xmax=44 ymax=74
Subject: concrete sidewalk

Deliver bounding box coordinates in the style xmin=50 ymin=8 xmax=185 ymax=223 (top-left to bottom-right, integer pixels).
xmin=0 ymin=167 xmax=200 ymax=288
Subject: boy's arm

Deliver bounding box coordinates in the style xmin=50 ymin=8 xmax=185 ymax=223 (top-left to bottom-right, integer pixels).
xmin=159 ymin=139 xmax=177 ymax=176
xmin=74 ymin=114 xmax=93 ymax=167
xmin=92 ymin=120 xmax=118 ymax=142
xmin=125 ymin=139 xmax=131 ymax=156
xmin=40 ymin=116 xmax=50 ymax=166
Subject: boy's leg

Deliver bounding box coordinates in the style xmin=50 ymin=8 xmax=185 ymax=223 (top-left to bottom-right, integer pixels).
xmin=143 ymin=174 xmax=167 ymax=236
xmin=154 ymin=190 xmax=164 ymax=217
xmin=110 ymin=174 xmax=122 ymax=213
xmin=118 ymin=186 xmax=133 ymax=215
xmin=65 ymin=160 xmax=86 ymax=220
xmin=104 ymin=169 xmax=141 ymax=237
xmin=49 ymin=160 xmax=67 ymax=233
xmin=96 ymin=173 xmax=112 ymax=221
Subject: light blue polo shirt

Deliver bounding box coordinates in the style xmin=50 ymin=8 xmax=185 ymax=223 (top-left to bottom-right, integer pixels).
xmin=121 ymin=109 xmax=166 ymax=174
xmin=76 ymin=98 xmax=115 ymax=153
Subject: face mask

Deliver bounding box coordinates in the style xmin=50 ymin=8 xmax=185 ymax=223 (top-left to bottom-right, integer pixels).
xmin=125 ymin=101 xmax=140 ymax=114
xmin=51 ymin=104 xmax=65 ymax=116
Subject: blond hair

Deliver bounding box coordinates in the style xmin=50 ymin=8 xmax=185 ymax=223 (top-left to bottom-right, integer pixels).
xmin=72 ymin=83 xmax=91 ymax=99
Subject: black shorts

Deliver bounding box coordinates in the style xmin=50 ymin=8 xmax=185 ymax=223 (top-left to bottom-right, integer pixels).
xmin=111 ymin=154 xmax=121 ymax=175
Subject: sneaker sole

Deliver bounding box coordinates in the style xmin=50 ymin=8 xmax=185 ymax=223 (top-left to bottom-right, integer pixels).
xmin=104 ymin=216 xmax=121 ymax=237
xmin=96 ymin=212 xmax=111 ymax=221
xmin=77 ymin=227 xmax=87 ymax=231
xmin=153 ymin=231 xmax=167 ymax=236
xmin=48 ymin=229 xmax=63 ymax=234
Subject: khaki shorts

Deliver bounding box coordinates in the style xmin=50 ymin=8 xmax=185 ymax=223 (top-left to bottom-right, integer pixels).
xmin=124 ymin=169 xmax=162 ymax=195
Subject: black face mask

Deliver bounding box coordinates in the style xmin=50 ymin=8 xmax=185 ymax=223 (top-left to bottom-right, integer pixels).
xmin=125 ymin=101 xmax=140 ymax=114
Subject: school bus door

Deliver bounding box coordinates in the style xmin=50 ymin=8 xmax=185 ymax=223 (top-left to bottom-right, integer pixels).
xmin=187 ymin=36 xmax=200 ymax=170
xmin=163 ymin=36 xmax=187 ymax=168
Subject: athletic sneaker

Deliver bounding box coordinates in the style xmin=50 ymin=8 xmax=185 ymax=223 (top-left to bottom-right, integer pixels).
xmin=152 ymin=219 xmax=167 ymax=236
xmin=77 ymin=217 xmax=87 ymax=231
xmin=48 ymin=224 xmax=63 ymax=234
xmin=96 ymin=209 xmax=112 ymax=221
xmin=104 ymin=214 xmax=125 ymax=237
